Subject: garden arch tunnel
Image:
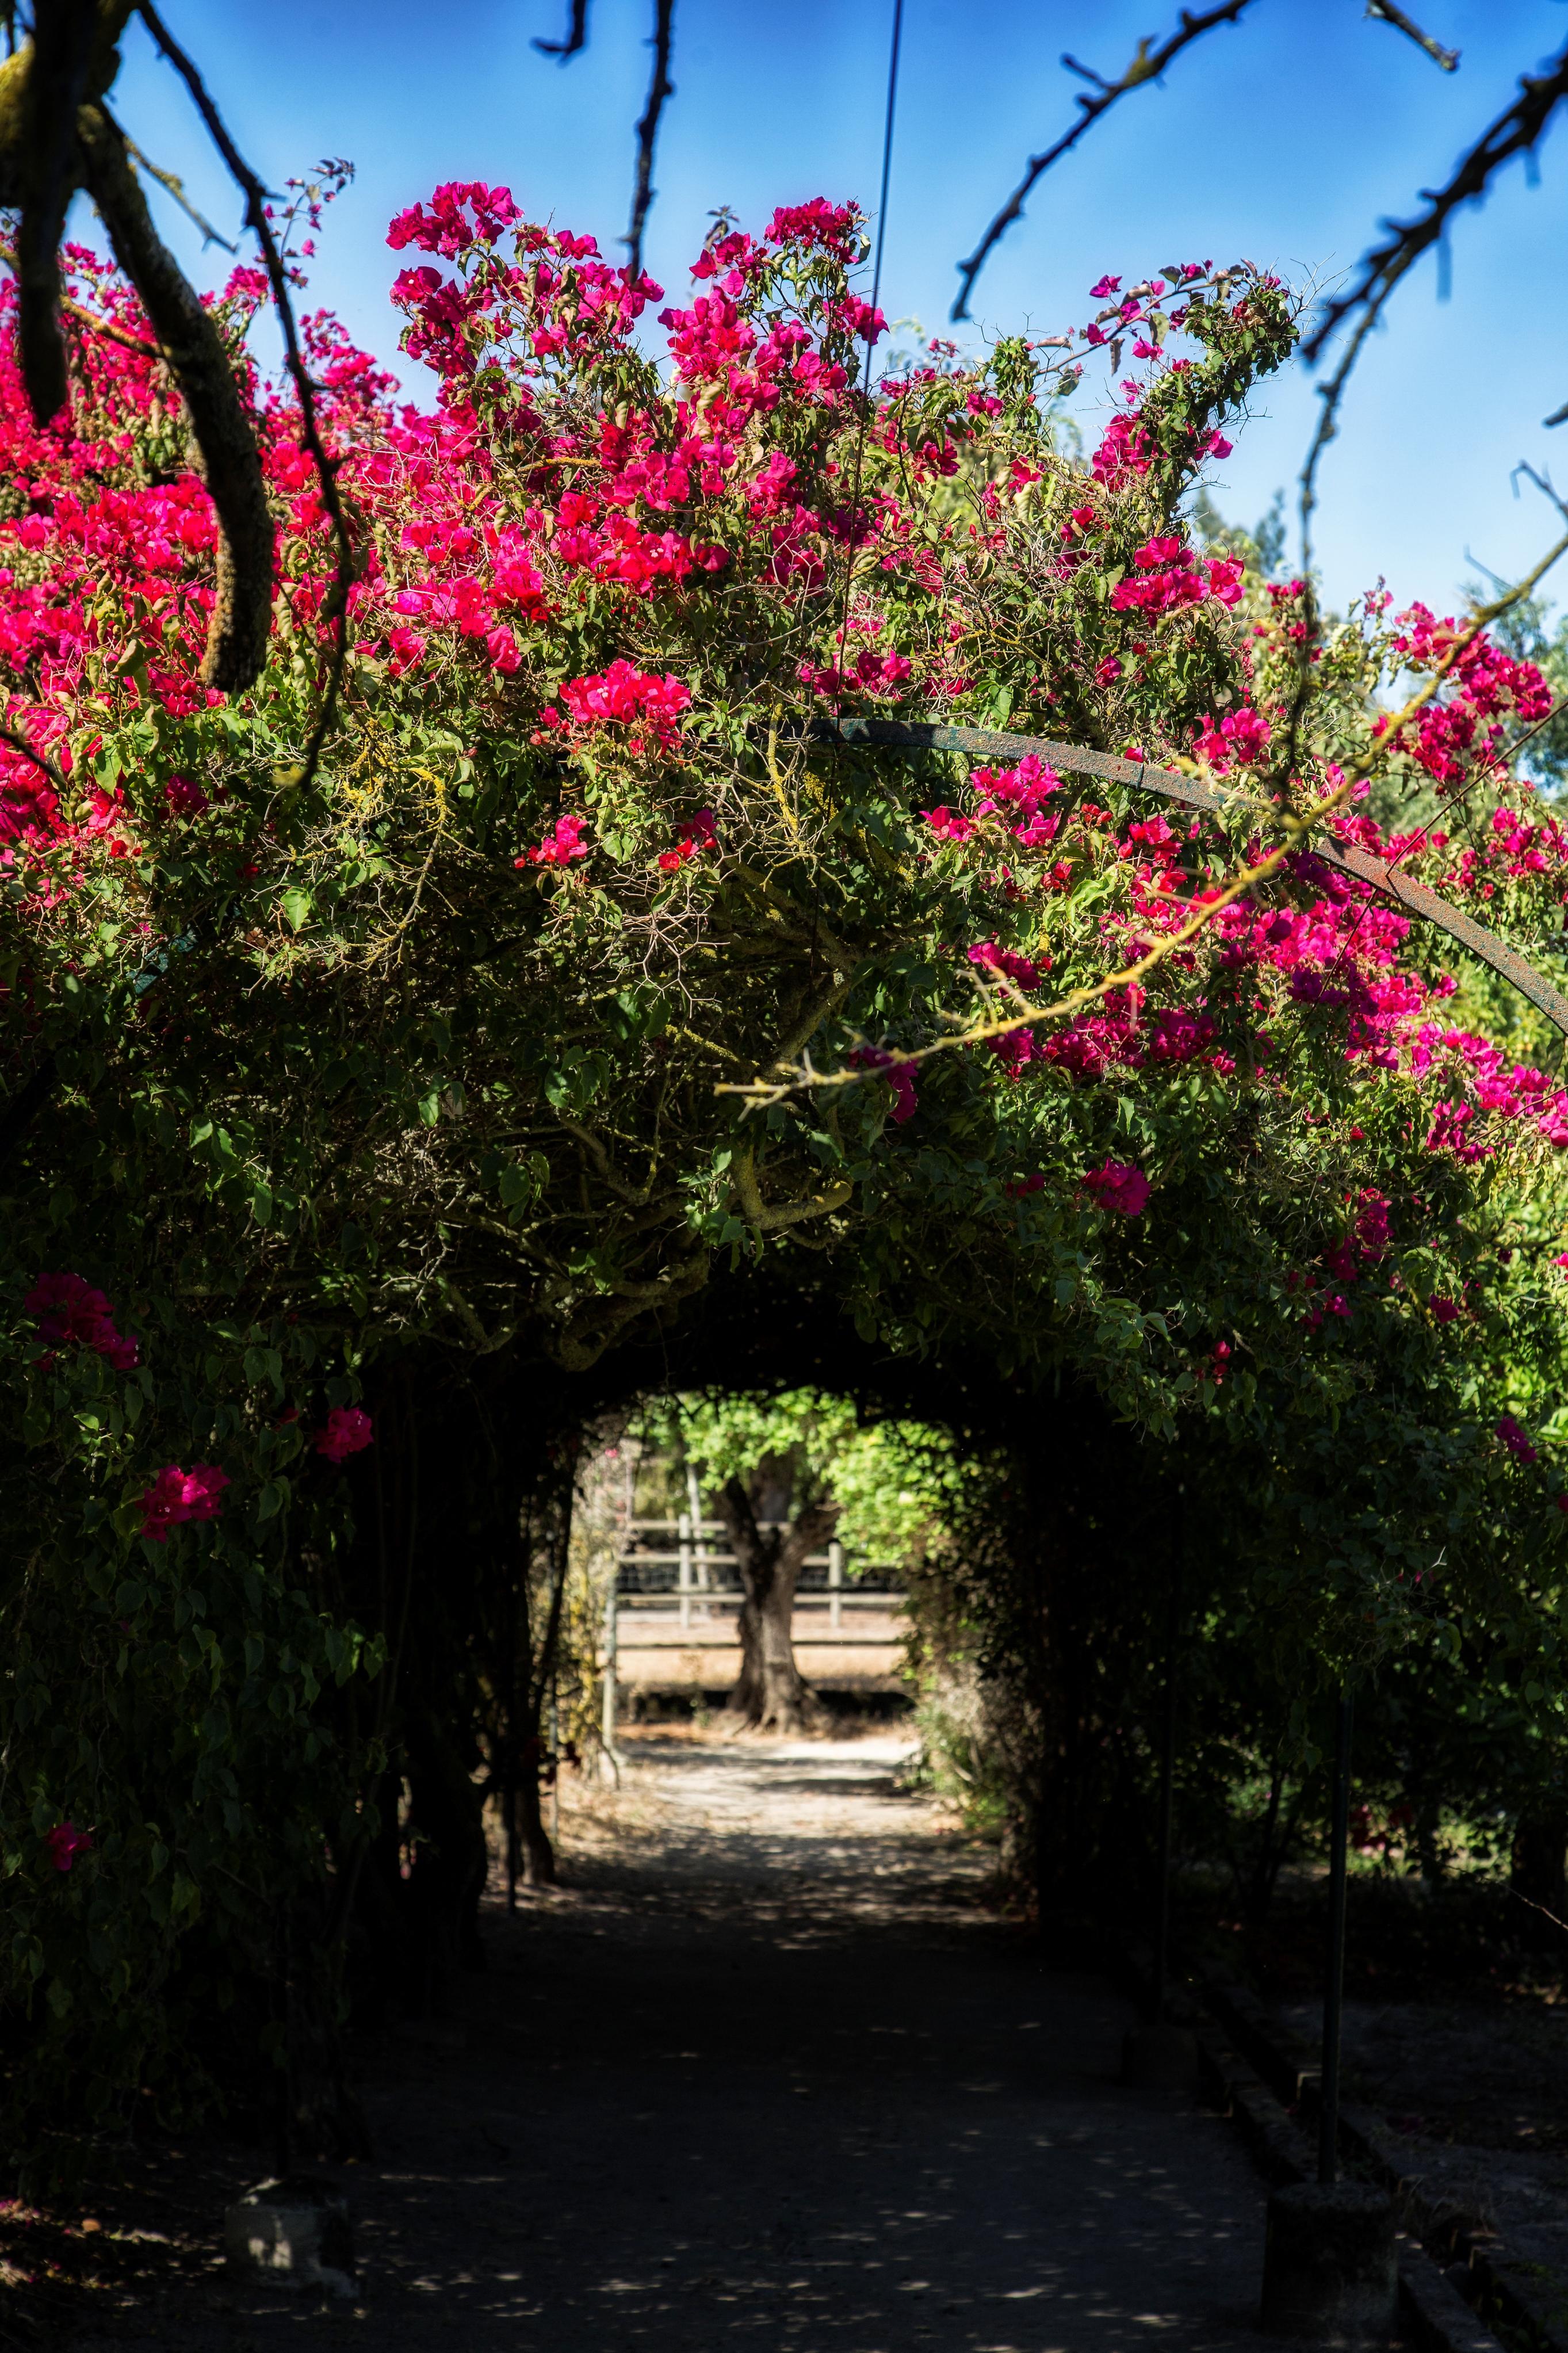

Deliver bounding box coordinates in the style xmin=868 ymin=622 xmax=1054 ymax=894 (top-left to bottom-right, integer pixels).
xmin=324 ymin=1256 xmax=1278 ymax=2060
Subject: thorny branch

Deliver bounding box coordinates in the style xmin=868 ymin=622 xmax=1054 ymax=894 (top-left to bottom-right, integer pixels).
xmin=950 ymin=0 xmax=1257 ymax=323
xmin=1300 ymin=36 xmax=1568 ymax=476
xmin=1364 ymin=1 xmax=1458 ymax=75
xmin=533 ymin=0 xmax=591 ymax=61
xmin=136 ymin=0 xmax=358 ymax=783
xmin=0 ymin=721 xmax=66 ymax=792
xmin=626 ymin=0 xmax=675 ymax=281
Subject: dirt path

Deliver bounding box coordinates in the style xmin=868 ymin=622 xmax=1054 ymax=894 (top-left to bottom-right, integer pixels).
xmin=65 ymin=1731 xmax=1287 ymax=2352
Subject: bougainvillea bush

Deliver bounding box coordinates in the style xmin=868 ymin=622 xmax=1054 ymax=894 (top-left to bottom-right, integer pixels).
xmin=4 ymin=184 xmax=1568 ymax=2152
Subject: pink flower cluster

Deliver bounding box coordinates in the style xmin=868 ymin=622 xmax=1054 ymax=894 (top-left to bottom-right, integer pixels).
xmin=1192 ymin=705 xmax=1270 ymax=771
xmin=1383 ymin=603 xmax=1552 ymax=789
xmin=45 ymin=1821 xmax=91 ymax=1872
xmin=968 ymin=939 xmax=1046 ymax=991
xmin=1109 ymin=537 xmax=1242 ymax=619
xmin=1080 ymin=1160 xmax=1150 ymax=1216
xmin=517 ymin=814 xmax=590 ymax=869
xmin=800 ymin=648 xmax=912 ymax=700
xmin=1497 ymin=1414 xmax=1539 ymax=1465
xmin=850 ymin=1046 xmax=919 ymax=1124
xmin=924 ymin=755 xmax=1061 ymax=852
xmin=139 ymin=1462 xmax=230 ymax=1543
xmin=25 ymin=1271 xmax=138 ymax=1370
xmin=659 ymin=808 xmax=718 ymax=872
xmin=557 ymin=659 xmax=692 ymax=749
xmin=315 ymin=1406 xmax=374 ymax=1464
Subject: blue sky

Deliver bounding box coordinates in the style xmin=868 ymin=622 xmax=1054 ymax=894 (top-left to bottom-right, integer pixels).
xmin=95 ymin=1 xmax=1568 ymax=617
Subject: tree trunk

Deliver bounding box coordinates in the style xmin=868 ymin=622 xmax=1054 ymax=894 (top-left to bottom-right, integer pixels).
xmin=514 ymin=1747 xmax=555 ymax=1886
xmin=714 ymin=1476 xmax=834 ymax=1733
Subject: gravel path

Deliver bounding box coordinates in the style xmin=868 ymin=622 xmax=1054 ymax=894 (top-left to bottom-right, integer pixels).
xmin=58 ymin=1731 xmax=1287 ymax=2351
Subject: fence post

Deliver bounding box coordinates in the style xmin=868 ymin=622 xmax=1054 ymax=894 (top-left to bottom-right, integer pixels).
xmin=686 ymin=1468 xmax=709 ymax=1597
xmin=601 ymin=1583 xmax=619 ymax=1773
xmin=677 ymin=1510 xmax=693 ymax=1630
xmin=828 ymin=1539 xmax=844 ymax=1630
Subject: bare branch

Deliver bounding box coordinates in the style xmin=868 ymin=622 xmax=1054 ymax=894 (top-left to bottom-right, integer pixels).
xmin=1364 ymin=1 xmax=1458 ymax=74
xmin=625 ymin=0 xmax=675 ymax=281
xmin=950 ymin=0 xmax=1257 ymax=323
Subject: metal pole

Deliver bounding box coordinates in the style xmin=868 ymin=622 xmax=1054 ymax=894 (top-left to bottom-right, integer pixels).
xmin=1150 ymin=1532 xmax=1182 ymax=2026
xmin=1318 ymin=1686 xmax=1355 ymax=2186
xmin=678 ymin=1510 xmax=692 ymax=1632
xmin=828 ymin=1539 xmax=844 ymax=1632
xmin=601 ymin=1583 xmax=618 ymax=1771
xmin=548 ymin=1677 xmax=561 ymax=1844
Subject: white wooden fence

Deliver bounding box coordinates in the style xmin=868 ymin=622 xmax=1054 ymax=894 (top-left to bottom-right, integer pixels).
xmin=600 ymin=1515 xmax=908 ymax=1731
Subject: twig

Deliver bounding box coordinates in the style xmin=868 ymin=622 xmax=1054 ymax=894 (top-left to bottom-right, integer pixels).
xmin=534 ymin=0 xmax=591 ymax=59
xmin=625 ymin=0 xmax=675 ymax=280
xmin=135 ymin=0 xmax=357 ymax=781
xmin=123 ymin=130 xmax=236 ymax=250
xmin=62 ymin=292 xmax=158 ymax=357
xmin=1510 ymin=1885 xmax=1568 ymax=1937
xmin=1302 ymin=40 xmax=1568 ymax=378
xmin=1364 ymin=1 xmax=1458 ymax=74
xmin=1297 ymin=59 xmax=1568 ymax=784
xmin=0 ymin=721 xmax=67 ymax=792
xmin=950 ymin=0 xmax=1257 ymax=322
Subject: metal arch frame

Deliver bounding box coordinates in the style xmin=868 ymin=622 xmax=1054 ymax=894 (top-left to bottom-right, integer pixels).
xmin=823 ymin=716 xmax=1568 ymax=1040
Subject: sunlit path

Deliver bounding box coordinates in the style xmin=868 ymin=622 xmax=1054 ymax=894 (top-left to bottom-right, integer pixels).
xmin=155 ymin=1731 xmax=1284 ymax=2353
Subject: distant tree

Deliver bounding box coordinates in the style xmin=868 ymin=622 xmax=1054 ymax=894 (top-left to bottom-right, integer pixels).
xmin=664 ymin=1393 xmax=951 ymax=1733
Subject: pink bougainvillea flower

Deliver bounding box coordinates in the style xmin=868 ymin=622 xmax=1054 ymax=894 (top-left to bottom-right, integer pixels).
xmin=559 ymin=659 xmax=691 ymax=746
xmin=1081 ymin=1160 xmax=1150 ymax=1216
xmin=24 ymin=1272 xmax=138 ymax=1370
xmin=139 ymin=1463 xmax=230 ymax=1542
xmin=315 ymin=1407 xmax=374 ymax=1465
xmin=45 ymin=1821 xmax=92 ymax=1873
xmin=1497 ymin=1415 xmax=1539 ymax=1465
xmin=657 ymin=808 xmax=718 ymax=873
xmin=850 ymin=1046 xmax=917 ymax=1124
xmin=1429 ymin=1294 xmax=1461 ymax=1324
xmin=164 ymin=774 xmax=208 ymax=819
xmin=1004 ymin=1172 xmax=1047 ymax=1199
xmin=516 ymin=814 xmax=589 ymax=869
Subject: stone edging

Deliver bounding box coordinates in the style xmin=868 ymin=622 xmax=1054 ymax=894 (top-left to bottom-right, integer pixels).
xmin=1188 ymin=1963 xmax=1564 ymax=2353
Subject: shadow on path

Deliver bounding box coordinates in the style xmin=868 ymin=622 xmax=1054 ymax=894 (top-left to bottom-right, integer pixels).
xmin=79 ymin=1733 xmax=1284 ymax=2352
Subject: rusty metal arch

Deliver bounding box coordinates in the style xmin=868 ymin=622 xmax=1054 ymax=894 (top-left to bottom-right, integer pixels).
xmin=825 ymin=717 xmax=1568 ymax=1041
